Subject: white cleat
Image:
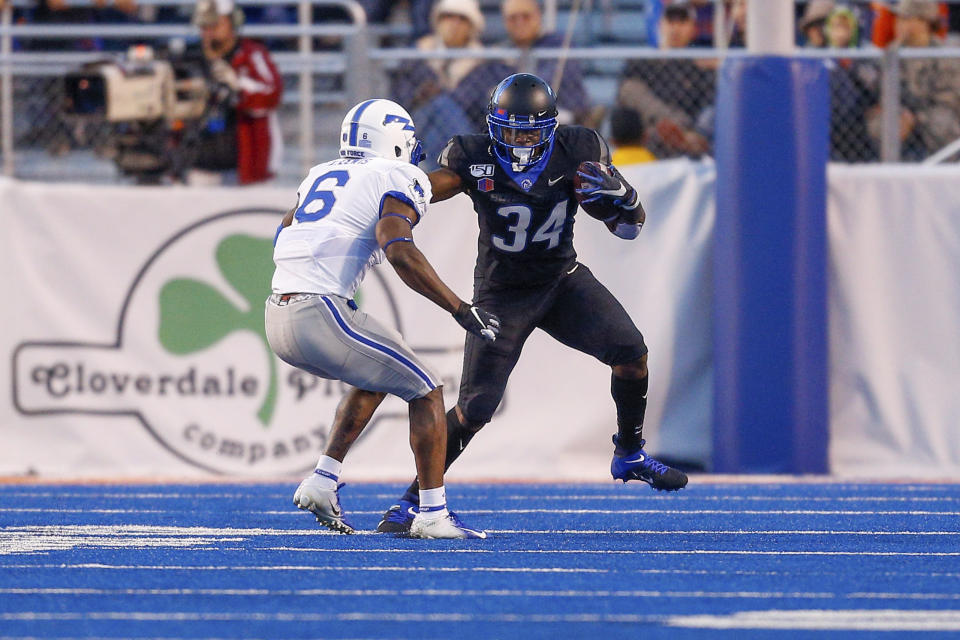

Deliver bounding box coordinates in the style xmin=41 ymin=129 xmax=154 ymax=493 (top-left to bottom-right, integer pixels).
xmin=293 ymin=474 xmax=354 ymax=534
xmin=409 ymin=511 xmax=486 ymax=539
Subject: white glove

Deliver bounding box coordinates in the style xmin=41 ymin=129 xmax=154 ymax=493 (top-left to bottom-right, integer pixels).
xmin=210 ymin=59 xmax=239 ymax=91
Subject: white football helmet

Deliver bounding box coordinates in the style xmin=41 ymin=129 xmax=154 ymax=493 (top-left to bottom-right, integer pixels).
xmin=339 ymin=99 xmax=425 ymax=165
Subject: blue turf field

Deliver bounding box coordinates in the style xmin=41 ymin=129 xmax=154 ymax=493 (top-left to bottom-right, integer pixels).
xmin=1 ymin=480 xmax=959 ymax=639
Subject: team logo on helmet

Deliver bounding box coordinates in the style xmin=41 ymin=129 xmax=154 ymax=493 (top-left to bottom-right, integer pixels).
xmin=340 ymin=99 xmax=424 ymax=165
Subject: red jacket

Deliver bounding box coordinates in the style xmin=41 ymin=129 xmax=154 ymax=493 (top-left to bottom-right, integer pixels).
xmin=230 ymin=38 xmax=283 ymax=184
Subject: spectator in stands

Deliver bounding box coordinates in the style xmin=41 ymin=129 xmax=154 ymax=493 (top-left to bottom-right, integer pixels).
xmin=727 ymin=0 xmax=747 ymax=47
xmin=499 ymin=0 xmax=599 ymax=127
xmin=189 ymin=0 xmax=283 ymax=184
xmin=617 ymin=0 xmax=714 ymax=158
xmin=391 ymin=0 xmax=512 ymax=169
xmin=644 ymin=0 xmax=715 ymax=47
xmin=358 ymin=0 xmax=434 ymax=43
xmin=820 ymin=6 xmax=878 ymax=161
xmin=609 ymin=106 xmax=655 ymax=165
xmin=949 ymin=4 xmax=960 ymax=44
xmin=867 ymin=0 xmax=960 ymax=160
xmin=26 ymin=0 xmax=135 ymax=51
xmin=826 ymin=5 xmax=861 ymax=49
xmin=799 ymin=0 xmax=834 ymax=48
xmin=870 ymin=0 xmax=949 ymax=48
xmin=20 ymin=0 xmax=142 ymax=156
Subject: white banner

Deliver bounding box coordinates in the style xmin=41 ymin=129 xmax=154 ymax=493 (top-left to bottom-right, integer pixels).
xmin=6 ymin=162 xmax=959 ymax=480
xmin=0 ymin=161 xmax=715 ymax=481
xmin=828 ymin=165 xmax=960 ymax=476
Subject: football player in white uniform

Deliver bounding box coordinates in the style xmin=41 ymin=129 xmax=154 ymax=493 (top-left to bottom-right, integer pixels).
xmin=266 ymin=99 xmax=500 ymax=539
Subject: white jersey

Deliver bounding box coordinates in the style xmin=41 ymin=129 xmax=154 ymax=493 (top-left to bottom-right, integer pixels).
xmin=271 ymin=156 xmax=432 ymax=299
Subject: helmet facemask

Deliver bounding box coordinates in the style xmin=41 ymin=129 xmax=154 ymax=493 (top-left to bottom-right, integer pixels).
xmin=488 ymin=113 xmax=557 ymax=171
xmin=403 ymin=137 xmax=425 ymax=166
xmin=485 ymin=73 xmax=559 ymax=171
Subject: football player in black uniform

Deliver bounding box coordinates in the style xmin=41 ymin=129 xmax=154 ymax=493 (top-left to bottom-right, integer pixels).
xmin=377 ymin=73 xmax=688 ymax=534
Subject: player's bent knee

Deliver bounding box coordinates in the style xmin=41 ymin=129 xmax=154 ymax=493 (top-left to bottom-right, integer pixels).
xmin=463 ymin=418 xmax=487 ymax=433
xmin=458 ymin=402 xmax=494 ymax=432
xmin=612 ymin=353 xmax=648 ymax=379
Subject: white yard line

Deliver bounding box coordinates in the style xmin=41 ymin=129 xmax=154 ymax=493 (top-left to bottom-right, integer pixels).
xmin=664 ymin=609 xmax=960 ymax=631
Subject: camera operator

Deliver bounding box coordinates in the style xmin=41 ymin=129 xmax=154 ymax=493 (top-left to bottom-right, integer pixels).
xmin=190 ymin=0 xmax=283 ymax=185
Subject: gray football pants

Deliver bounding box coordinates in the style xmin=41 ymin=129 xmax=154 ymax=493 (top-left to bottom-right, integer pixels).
xmin=265 ymin=293 xmax=439 ymax=401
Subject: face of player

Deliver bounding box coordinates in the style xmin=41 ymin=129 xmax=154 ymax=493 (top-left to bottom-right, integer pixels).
xmin=501 ymin=127 xmax=544 ymax=147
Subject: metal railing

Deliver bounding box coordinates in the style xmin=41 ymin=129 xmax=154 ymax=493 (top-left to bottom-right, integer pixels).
xmin=3 ymin=0 xmax=960 ymax=183
xmin=0 ymin=0 xmax=372 ymax=179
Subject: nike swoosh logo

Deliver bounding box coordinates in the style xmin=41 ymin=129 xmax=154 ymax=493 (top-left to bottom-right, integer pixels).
xmin=566 ymin=264 xmax=579 ymax=275
xmin=407 ymin=506 xmax=419 ymax=517
xmin=624 ymin=454 xmax=646 ymax=464
xmin=548 ymin=175 xmax=563 ymax=186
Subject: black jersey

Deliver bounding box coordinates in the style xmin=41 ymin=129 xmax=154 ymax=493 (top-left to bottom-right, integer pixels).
xmin=439 ymin=125 xmax=611 ymax=288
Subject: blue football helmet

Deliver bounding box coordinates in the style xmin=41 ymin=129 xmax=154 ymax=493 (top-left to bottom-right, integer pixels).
xmin=486 ymin=73 xmax=558 ymax=170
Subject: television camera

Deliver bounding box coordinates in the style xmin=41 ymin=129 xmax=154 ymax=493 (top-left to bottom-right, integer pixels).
xmin=63 ymin=45 xmax=224 ymax=183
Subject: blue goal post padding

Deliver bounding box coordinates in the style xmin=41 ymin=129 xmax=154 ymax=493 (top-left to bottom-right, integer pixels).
xmin=713 ymin=57 xmax=830 ymax=473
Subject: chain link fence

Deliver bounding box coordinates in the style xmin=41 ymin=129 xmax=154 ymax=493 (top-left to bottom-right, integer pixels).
xmin=378 ymin=47 xmax=960 ymax=167
xmin=3 ymin=4 xmax=960 ymax=185
xmin=4 ymin=64 xmax=348 ymax=183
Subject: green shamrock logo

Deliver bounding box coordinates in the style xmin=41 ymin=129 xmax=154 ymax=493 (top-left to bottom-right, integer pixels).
xmin=157 ymin=234 xmax=277 ymax=426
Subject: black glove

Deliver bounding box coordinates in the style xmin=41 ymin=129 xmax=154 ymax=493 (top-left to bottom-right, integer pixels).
xmin=454 ymin=302 xmax=500 ymax=342
xmin=576 ymin=162 xmax=639 ymax=210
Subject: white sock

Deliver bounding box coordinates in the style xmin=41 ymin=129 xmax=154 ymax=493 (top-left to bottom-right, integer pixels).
xmin=418 ymin=486 xmax=448 ymax=521
xmin=311 ymin=455 xmax=341 ymax=490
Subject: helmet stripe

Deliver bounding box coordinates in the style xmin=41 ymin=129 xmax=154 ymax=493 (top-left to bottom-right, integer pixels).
xmin=347 ymin=99 xmax=378 ymax=148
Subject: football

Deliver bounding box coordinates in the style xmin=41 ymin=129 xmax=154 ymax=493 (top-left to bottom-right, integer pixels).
xmin=574 ymin=161 xmax=620 ymax=222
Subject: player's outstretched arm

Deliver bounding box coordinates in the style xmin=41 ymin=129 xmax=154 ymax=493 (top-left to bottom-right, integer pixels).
xmin=376 ymin=197 xmax=499 ymax=341
xmin=427 ymin=168 xmax=464 ymax=203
